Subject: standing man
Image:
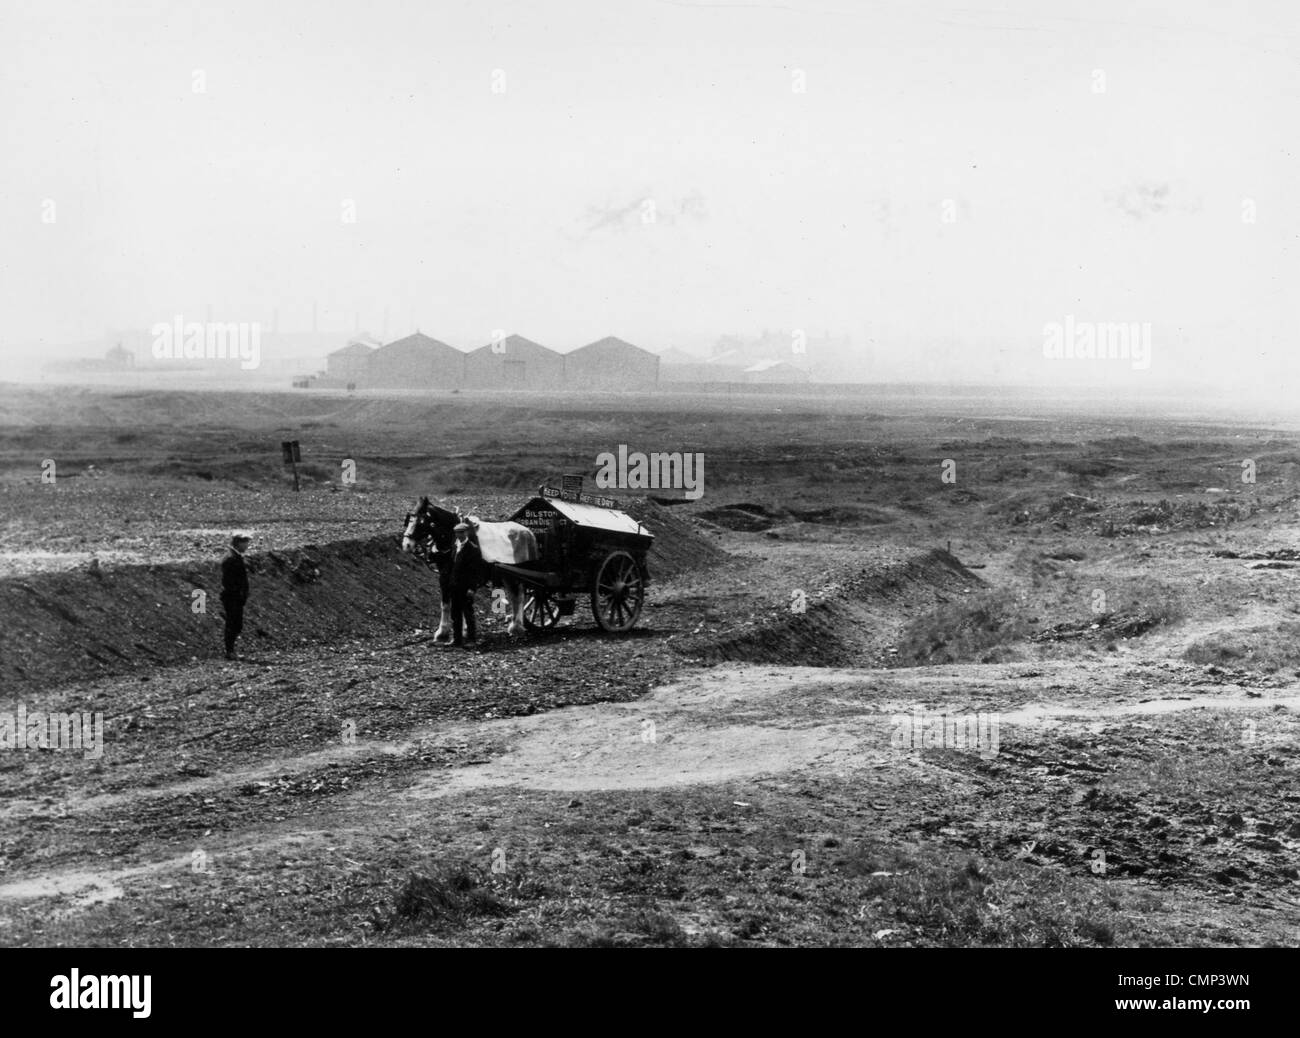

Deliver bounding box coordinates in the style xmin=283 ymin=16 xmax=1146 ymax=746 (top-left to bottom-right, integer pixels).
xmin=221 ymin=533 xmax=252 ymax=660
xmin=449 ymin=522 xmax=481 ymax=648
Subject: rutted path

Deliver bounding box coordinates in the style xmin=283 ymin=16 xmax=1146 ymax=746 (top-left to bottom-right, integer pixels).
xmin=2 ymin=659 xmax=1295 ymax=921
xmin=3 ymin=661 xmax=1289 ymax=824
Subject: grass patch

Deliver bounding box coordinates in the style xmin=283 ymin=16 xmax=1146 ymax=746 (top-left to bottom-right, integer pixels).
xmin=375 ymin=863 xmax=514 ymax=933
xmin=893 ymin=589 xmax=1034 ymax=665
xmin=1184 ymin=622 xmax=1300 ymax=674
xmin=853 ymin=855 xmax=1132 ymax=947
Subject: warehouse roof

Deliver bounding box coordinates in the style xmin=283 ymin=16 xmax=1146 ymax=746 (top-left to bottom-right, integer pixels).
xmin=567 ymin=336 xmax=657 ymax=358
xmin=375 ymin=332 xmax=462 ymax=355
xmin=466 ymin=334 xmax=561 ymax=358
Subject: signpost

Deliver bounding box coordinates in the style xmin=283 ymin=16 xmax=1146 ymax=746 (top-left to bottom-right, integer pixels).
xmin=282 ymin=440 xmax=301 ymax=491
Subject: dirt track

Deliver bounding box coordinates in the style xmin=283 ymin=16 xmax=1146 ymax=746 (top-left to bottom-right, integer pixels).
xmin=3 ymin=653 xmax=1297 ymax=946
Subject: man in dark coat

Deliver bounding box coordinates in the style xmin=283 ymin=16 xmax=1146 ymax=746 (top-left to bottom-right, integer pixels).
xmin=221 ymin=534 xmax=252 ymax=660
xmin=448 ymin=522 xmax=480 ymax=647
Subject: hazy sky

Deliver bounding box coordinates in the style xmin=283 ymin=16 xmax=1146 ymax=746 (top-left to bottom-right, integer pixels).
xmin=2 ymin=0 xmax=1296 ymax=383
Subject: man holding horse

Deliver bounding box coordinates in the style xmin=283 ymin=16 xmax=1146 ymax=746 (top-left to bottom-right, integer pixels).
xmin=401 ymin=496 xmax=536 ymax=644
xmin=449 ymin=521 xmax=481 ymax=647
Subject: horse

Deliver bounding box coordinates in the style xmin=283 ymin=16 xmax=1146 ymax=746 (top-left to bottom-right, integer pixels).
xmin=401 ymin=496 xmax=536 ymax=641
xmin=401 ymin=498 xmax=459 ymax=642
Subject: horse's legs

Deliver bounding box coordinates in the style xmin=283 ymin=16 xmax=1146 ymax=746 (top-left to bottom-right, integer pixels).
xmin=505 ymin=576 xmax=527 ymax=638
xmin=434 ymin=596 xmax=452 ymax=642
xmin=433 ymin=569 xmax=453 ymax=643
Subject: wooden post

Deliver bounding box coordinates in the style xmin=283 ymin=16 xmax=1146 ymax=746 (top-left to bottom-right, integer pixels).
xmin=282 ymin=440 xmax=302 ymax=491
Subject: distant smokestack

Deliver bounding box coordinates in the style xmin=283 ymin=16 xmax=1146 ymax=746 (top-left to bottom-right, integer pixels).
xmin=382 ymin=305 xmax=389 ymax=341
xmin=312 ymin=301 xmax=318 ymax=333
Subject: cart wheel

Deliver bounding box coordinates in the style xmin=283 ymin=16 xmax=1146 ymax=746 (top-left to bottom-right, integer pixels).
xmin=591 ymin=550 xmax=645 ymax=632
xmin=523 ymin=590 xmax=561 ymax=631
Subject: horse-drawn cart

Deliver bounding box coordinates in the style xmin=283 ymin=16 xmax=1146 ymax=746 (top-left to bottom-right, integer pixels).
xmin=495 ymin=486 xmax=654 ymax=633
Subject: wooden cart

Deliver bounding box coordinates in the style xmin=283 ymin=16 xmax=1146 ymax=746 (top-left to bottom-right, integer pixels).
xmin=492 ymin=487 xmax=654 ymax=633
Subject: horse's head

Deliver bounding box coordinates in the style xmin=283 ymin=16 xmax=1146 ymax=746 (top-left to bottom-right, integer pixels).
xmin=400 ymin=511 xmax=423 ymax=554
xmin=401 ymin=496 xmax=459 ymax=559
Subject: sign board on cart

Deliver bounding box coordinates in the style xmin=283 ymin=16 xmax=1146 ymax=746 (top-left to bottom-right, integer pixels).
xmin=539 ymin=483 xmax=617 ymax=510
xmin=515 ymin=494 xmax=652 ymax=542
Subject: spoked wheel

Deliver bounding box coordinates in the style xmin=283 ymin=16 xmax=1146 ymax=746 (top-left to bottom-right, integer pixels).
xmin=523 ymin=589 xmax=561 ymax=631
xmin=591 ymin=550 xmax=645 ymax=632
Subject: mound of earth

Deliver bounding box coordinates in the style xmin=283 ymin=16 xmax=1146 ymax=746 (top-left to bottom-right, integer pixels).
xmin=1031 ymin=610 xmax=1166 ymax=643
xmin=0 ymin=535 xmax=440 ymax=693
xmin=674 ymin=549 xmax=986 ymax=667
xmin=623 ymin=499 xmax=729 ymax=581
xmin=0 ymin=498 xmax=727 ymax=693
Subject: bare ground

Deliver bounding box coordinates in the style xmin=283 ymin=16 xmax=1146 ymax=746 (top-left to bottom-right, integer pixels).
xmin=1 ymin=385 xmax=1298 ymax=946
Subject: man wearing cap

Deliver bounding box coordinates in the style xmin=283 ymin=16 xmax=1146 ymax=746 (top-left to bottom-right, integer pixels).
xmin=448 ymin=522 xmax=481 ymax=647
xmin=221 ymin=534 xmax=252 ymax=660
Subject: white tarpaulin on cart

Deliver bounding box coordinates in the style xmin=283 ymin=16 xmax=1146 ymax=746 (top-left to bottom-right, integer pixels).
xmin=467 ymin=517 xmax=539 ymax=565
